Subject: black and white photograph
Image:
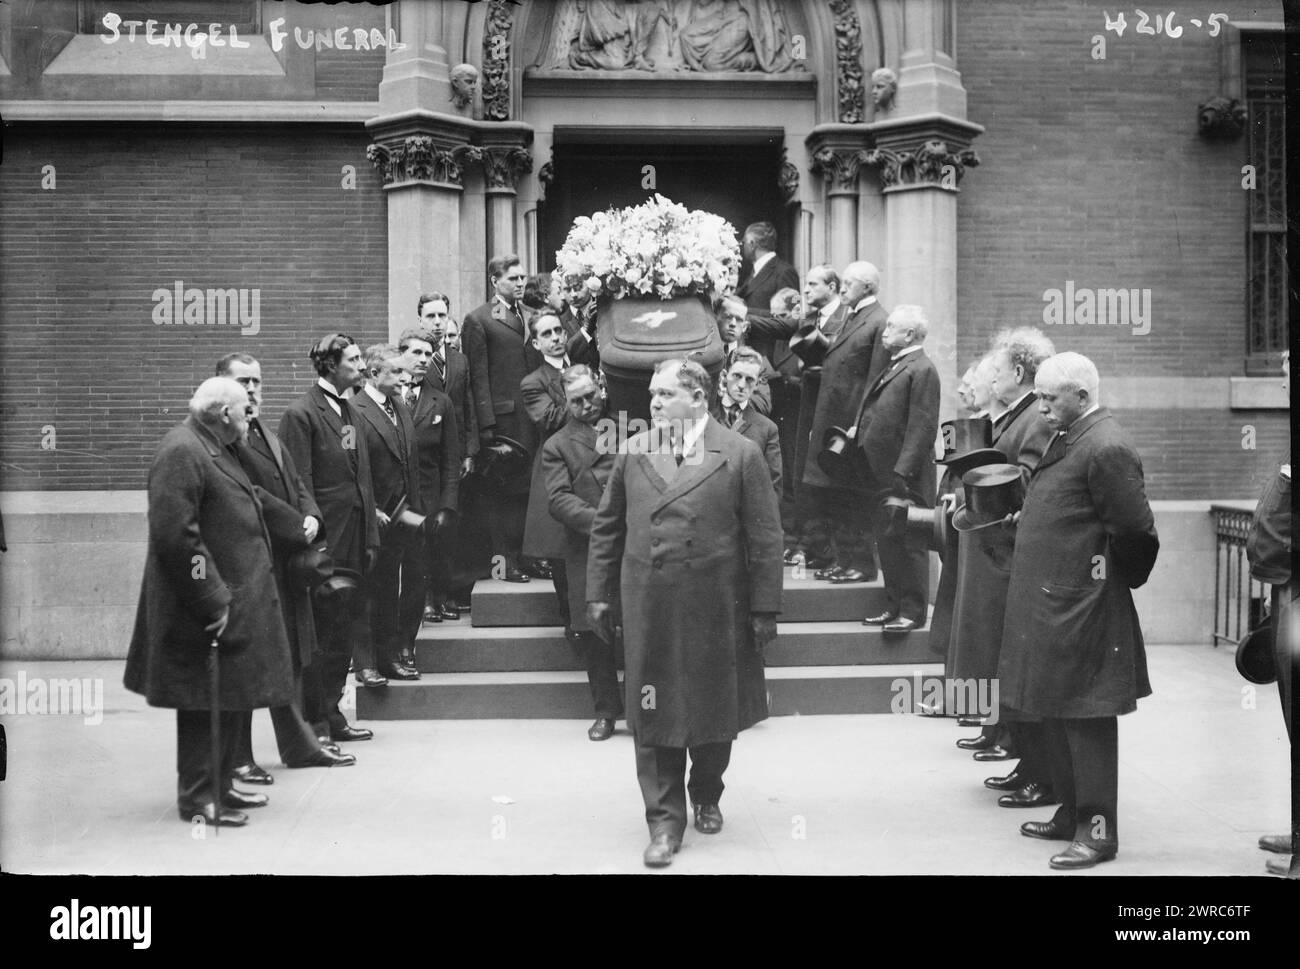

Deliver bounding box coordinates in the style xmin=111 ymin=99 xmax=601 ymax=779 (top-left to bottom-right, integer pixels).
xmin=0 ymin=0 xmax=1295 ymax=928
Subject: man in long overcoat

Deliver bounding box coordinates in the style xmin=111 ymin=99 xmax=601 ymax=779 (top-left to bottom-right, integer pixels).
xmin=124 ymin=377 xmax=295 ymax=826
xmin=541 ymin=365 xmax=624 ymax=741
xmin=219 ymin=353 xmax=355 ymax=774
xmin=998 ymin=352 xmax=1158 ymax=870
xmin=587 ymin=358 xmax=782 ymax=868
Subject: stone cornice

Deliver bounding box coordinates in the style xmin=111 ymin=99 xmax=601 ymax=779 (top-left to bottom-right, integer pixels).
xmin=0 ymin=99 xmax=378 ymax=122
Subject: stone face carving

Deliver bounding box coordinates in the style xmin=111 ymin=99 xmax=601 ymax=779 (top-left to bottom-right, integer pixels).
xmin=479 ymin=147 xmax=535 ymax=192
xmin=871 ymin=67 xmax=897 ymax=111
xmin=367 ymin=138 xmax=484 ymax=188
xmin=778 ymin=149 xmax=799 ymax=204
xmin=1197 ymin=96 xmax=1247 ymax=140
xmin=482 ymin=0 xmax=515 ymax=120
xmin=828 ymin=0 xmax=865 ymax=124
xmin=450 ymin=63 xmax=481 ymax=110
xmin=860 ymin=141 xmax=981 ymax=189
xmin=555 ymin=0 xmax=796 ymax=73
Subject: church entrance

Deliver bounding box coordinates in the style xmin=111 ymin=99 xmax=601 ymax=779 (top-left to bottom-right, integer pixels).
xmin=536 ymin=133 xmax=789 ymax=273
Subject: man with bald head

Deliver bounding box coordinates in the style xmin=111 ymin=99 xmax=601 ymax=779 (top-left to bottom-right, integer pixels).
xmin=125 ymin=377 xmax=297 ymax=826
xmin=998 ymin=352 xmax=1158 ymax=869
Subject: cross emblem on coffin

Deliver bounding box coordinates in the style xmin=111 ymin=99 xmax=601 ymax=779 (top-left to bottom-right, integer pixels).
xmin=632 ymin=309 xmax=678 ymax=329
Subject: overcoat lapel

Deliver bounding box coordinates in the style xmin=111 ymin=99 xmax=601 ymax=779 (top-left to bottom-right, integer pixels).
xmin=355 ymin=393 xmax=404 ymax=463
xmin=652 ymin=422 xmax=728 ymax=511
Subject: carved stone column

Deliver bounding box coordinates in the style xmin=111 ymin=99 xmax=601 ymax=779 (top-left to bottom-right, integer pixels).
xmin=807 ymin=125 xmax=872 ymax=272
xmin=476 ymin=139 xmax=534 ymax=262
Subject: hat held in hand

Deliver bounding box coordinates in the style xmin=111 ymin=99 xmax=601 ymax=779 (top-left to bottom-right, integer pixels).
xmin=953 ymin=463 xmax=1026 ymax=532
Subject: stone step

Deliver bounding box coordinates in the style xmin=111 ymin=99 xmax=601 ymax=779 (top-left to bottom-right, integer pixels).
xmin=413 ymin=619 xmax=936 ymax=672
xmin=468 ymin=567 xmax=891 ymax=627
xmin=355 ymin=662 xmax=945 ymax=720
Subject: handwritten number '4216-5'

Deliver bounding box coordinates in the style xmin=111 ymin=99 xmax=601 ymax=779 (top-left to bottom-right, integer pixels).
xmin=1105 ymin=12 xmax=1228 ymax=38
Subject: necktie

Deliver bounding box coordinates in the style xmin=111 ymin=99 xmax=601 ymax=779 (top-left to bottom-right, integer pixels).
xmin=726 ymin=406 xmax=739 ymax=428
xmin=383 ymin=399 xmax=398 ymax=426
xmin=401 ymin=386 xmax=413 ymax=407
xmin=432 ymin=354 xmax=445 ymax=382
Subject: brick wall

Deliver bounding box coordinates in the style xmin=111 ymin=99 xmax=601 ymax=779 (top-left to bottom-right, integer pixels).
xmin=956 ymin=0 xmax=1289 ymax=498
xmin=0 ymin=123 xmax=389 ymax=490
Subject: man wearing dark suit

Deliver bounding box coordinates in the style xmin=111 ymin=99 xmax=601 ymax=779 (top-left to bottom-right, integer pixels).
xmin=947 ymin=331 xmax=1056 ymax=788
xmin=219 ymin=354 xmax=355 ymax=774
xmin=1000 ymin=352 xmax=1159 ymax=870
xmin=715 ymin=302 xmax=775 ymax=416
xmin=851 ymin=305 xmax=941 ymax=632
xmin=124 ymin=377 xmax=295 ymax=826
xmin=557 ymin=275 xmax=600 ymax=368
xmin=351 ymin=345 xmax=424 ymax=682
xmin=587 ymin=358 xmax=782 ymax=868
xmin=461 ymin=254 xmax=540 ymax=583
xmin=279 ymin=334 xmax=380 ymax=742
xmin=401 ymin=312 xmax=469 ymax=623
xmin=733 ymin=221 xmax=800 ymax=368
xmin=713 ymin=347 xmax=782 ymax=499
xmin=521 ymin=314 xmax=575 ymax=612
xmin=541 ymin=365 xmax=624 ymax=741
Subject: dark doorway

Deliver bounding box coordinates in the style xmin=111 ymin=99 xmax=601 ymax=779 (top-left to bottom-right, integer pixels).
xmin=538 ymin=136 xmax=789 ymax=273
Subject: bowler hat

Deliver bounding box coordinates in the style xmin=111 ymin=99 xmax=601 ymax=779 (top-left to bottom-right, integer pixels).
xmin=1235 ymin=621 xmax=1276 ymax=685
xmin=314 ymin=566 xmax=363 ymax=603
xmin=953 ymin=464 xmax=1025 ymax=531
xmin=385 ymin=495 xmax=427 ymax=549
xmin=817 ymin=425 xmax=857 ymax=480
xmin=288 ymin=544 xmax=335 ymax=589
xmin=937 ymin=418 xmax=1004 ymax=478
xmin=477 ymin=434 xmax=532 ymax=486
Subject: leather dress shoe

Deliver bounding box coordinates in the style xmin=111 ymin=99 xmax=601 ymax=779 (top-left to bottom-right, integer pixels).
xmin=998 ymin=782 xmax=1056 ymax=808
xmin=643 ymin=831 xmax=681 ymax=868
xmin=882 ymin=617 xmax=917 ymax=633
xmin=1049 ymin=841 xmax=1118 ymax=870
xmin=287 ymin=747 xmax=357 ymax=768
xmin=330 ymin=724 xmax=374 ymax=742
xmin=422 ymin=606 xmax=443 ymax=624
xmin=814 ymin=565 xmax=844 ymax=581
xmin=863 ymin=612 xmax=898 ymax=626
xmin=503 ymin=568 xmax=532 ymax=583
xmin=222 ymin=787 xmax=269 ymax=810
xmin=783 ymin=548 xmax=803 ymax=565
xmin=957 ymin=716 xmax=983 ymax=727
xmin=829 ymin=568 xmax=870 ymax=584
xmin=438 ymin=602 xmax=461 ymax=621
xmin=956 ymin=733 xmax=995 ymax=751
xmin=529 ymin=560 xmax=555 ymax=580
xmin=398 ymin=648 xmax=418 ymax=670
xmin=1021 ymin=819 xmax=1073 ymax=841
xmin=232 ymin=763 xmax=274 ymax=786
xmin=179 ymin=803 xmax=248 ymax=827
xmin=315 ymin=737 xmax=343 ymax=754
xmin=693 ymin=803 xmax=724 ymax=834
xmin=973 ymin=745 xmax=1013 ymax=761
xmin=984 ymin=769 xmax=1026 ymax=791
xmin=1259 ymin=834 xmax=1292 ymax=854
xmin=804 ymin=555 xmax=833 ymax=570
xmin=379 ymin=663 xmax=420 ymax=681
xmin=587 ymin=718 xmax=615 ymax=741
xmin=355 ymin=668 xmax=388 ymax=688
xmin=1265 ymin=856 xmax=1294 ymax=876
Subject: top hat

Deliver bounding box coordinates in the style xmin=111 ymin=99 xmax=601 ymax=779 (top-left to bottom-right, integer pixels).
xmin=477 ymin=434 xmax=532 ymax=486
xmin=789 ymin=320 xmax=831 ymax=369
xmin=937 ymin=418 xmax=1004 ymax=478
xmin=314 ymin=566 xmax=363 ymax=603
xmin=817 ymin=425 xmax=857 ymax=480
xmin=953 ymin=464 xmax=1026 ymax=531
xmin=288 ymin=544 xmax=335 ymax=589
xmin=1235 ymin=622 xmax=1276 ymax=685
xmin=385 ymin=495 xmax=427 ymax=549
xmin=904 ymin=501 xmax=953 ymax=553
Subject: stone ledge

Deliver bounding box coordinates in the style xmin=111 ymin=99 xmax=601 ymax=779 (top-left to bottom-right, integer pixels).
xmin=0 ymin=99 xmax=377 ymax=122
xmin=1229 ymin=376 xmax=1289 ymax=410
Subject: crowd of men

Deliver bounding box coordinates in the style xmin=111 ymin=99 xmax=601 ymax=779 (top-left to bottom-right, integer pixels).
xmin=123 ymin=220 xmax=1296 ymax=874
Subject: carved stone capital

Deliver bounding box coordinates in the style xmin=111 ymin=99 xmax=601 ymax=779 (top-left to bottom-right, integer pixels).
xmin=1197 ymin=96 xmax=1247 ymax=140
xmin=367 ymin=136 xmax=483 ymax=189
xmin=810 ymin=147 xmax=869 ymax=194
xmin=860 ymin=140 xmax=980 ymax=191
xmin=777 ymin=149 xmax=799 ymax=205
xmin=481 ymin=0 xmax=516 ymax=121
xmin=478 ymin=146 xmax=534 ymax=193
xmin=828 ymin=0 xmax=866 ymax=125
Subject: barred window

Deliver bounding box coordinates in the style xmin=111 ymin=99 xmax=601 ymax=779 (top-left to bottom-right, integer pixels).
xmin=1244 ymin=31 xmax=1287 ymax=375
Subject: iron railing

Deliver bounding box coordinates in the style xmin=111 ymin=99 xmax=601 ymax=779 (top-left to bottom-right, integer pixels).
xmin=1211 ymin=502 xmax=1269 ymax=647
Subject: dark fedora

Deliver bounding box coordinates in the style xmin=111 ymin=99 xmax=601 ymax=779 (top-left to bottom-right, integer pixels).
xmin=314 ymin=566 xmax=363 ymax=603
xmin=817 ymin=425 xmax=857 ymax=480
xmin=477 ymin=434 xmax=532 ymax=486
xmin=288 ymin=544 xmax=335 ymax=589
xmin=937 ymin=418 xmax=1004 ymax=478
xmin=385 ymin=495 xmax=427 ymax=549
xmin=1235 ymin=621 xmax=1276 ymax=685
xmin=953 ymin=464 xmax=1026 ymax=531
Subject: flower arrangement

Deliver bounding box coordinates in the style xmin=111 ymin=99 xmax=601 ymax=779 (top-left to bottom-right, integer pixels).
xmin=553 ymin=194 xmax=740 ymax=301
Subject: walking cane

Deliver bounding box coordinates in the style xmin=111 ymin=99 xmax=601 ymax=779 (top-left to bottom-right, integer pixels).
xmin=208 ymin=635 xmax=221 ymax=837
